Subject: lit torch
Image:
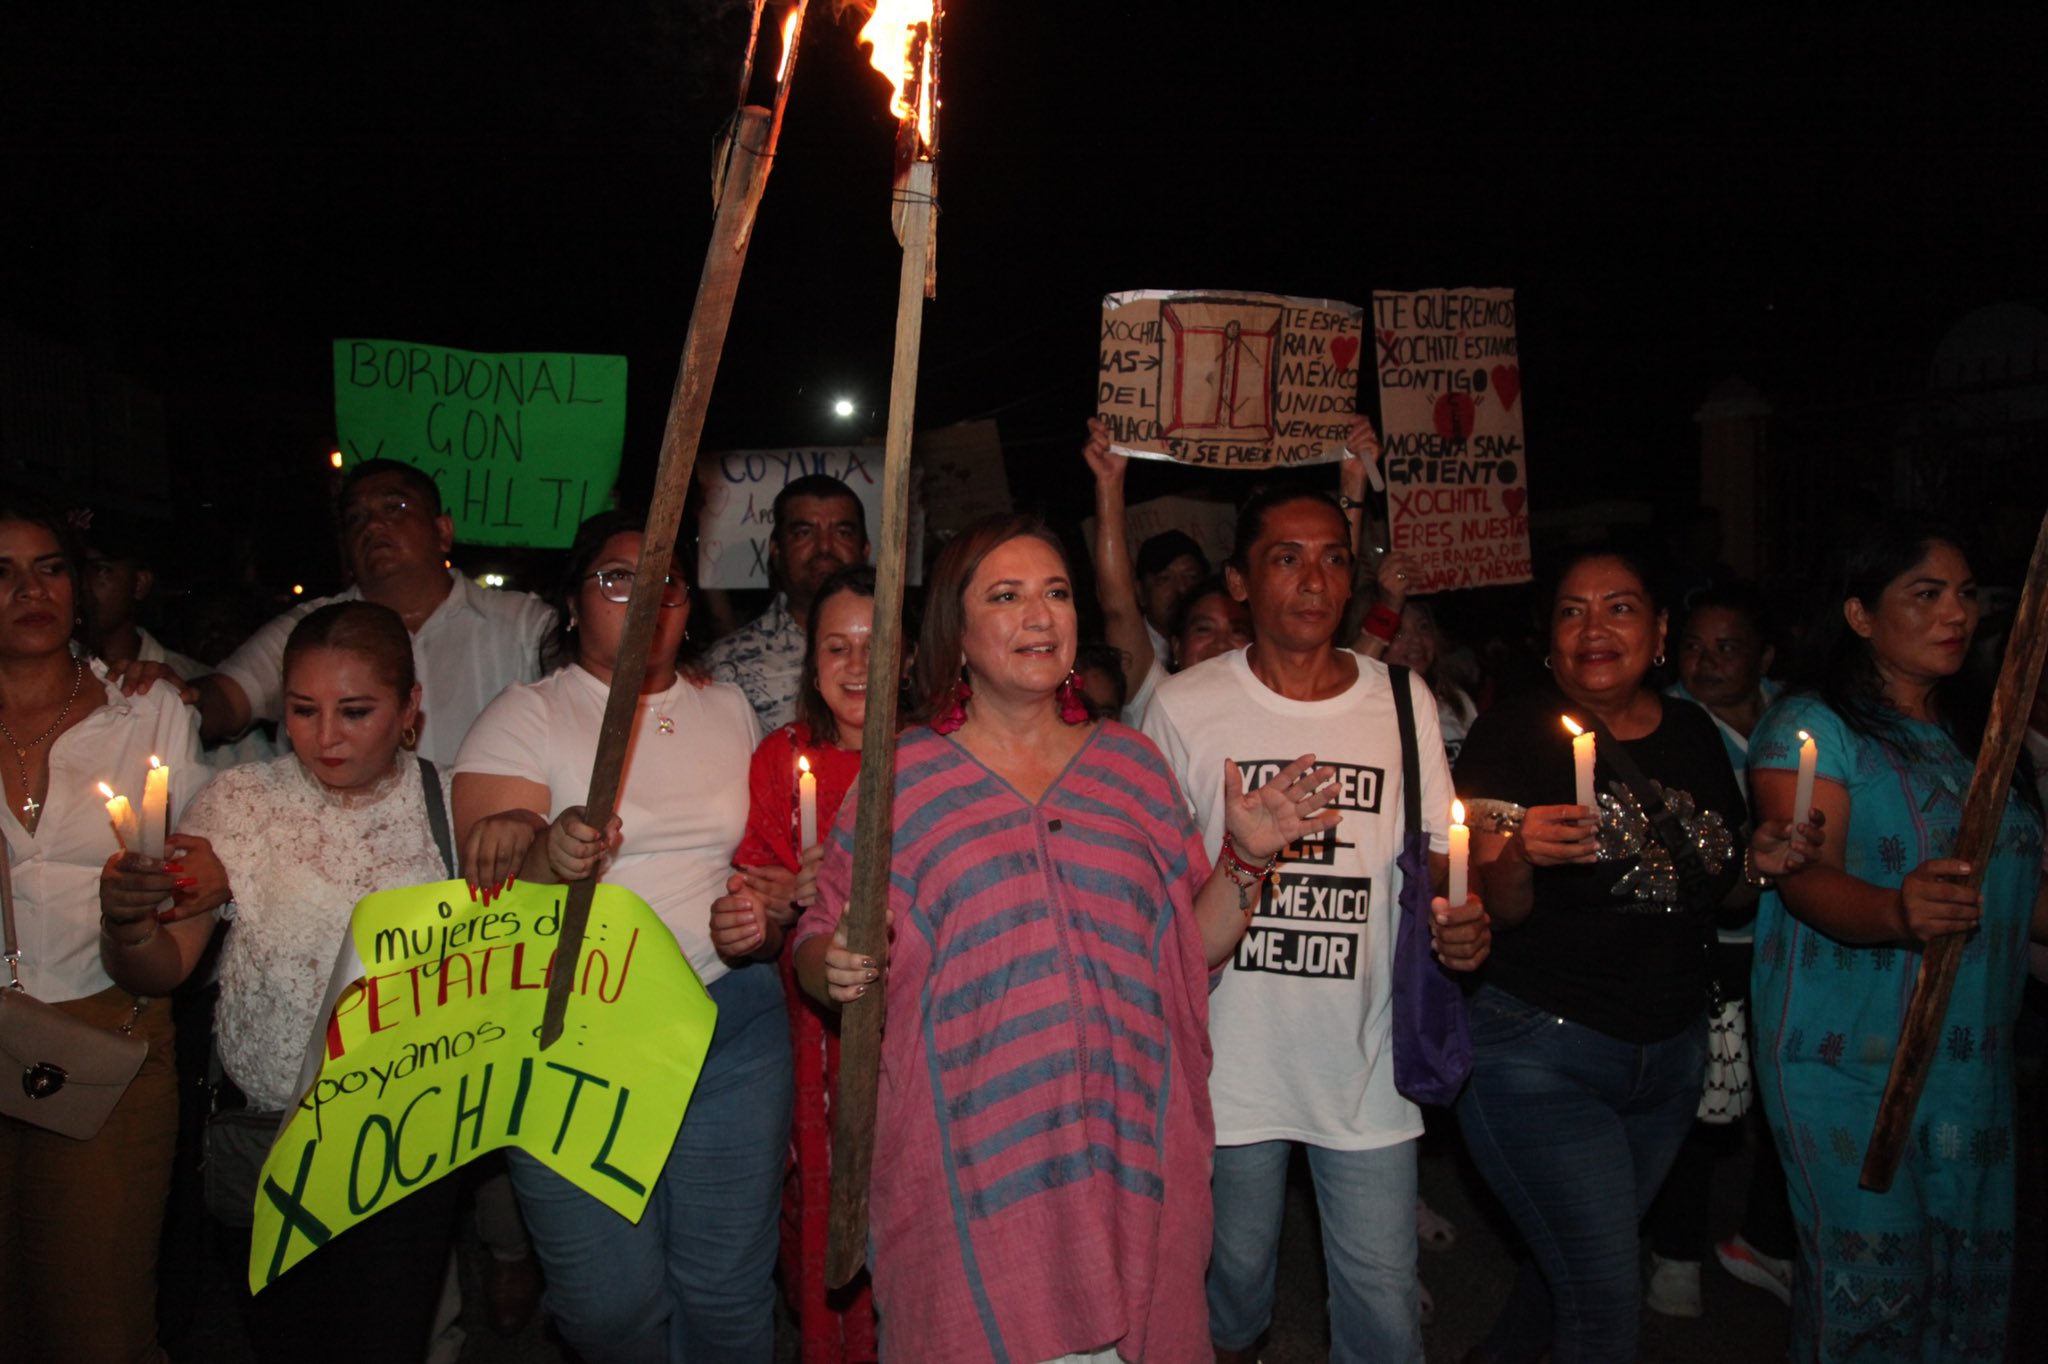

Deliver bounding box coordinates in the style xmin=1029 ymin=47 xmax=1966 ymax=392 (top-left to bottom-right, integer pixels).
xmin=827 ymin=0 xmax=944 ymax=1291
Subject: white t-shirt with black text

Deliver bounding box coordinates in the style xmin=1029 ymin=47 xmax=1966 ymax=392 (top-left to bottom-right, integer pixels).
xmin=1144 ymin=648 xmax=1451 ymax=1150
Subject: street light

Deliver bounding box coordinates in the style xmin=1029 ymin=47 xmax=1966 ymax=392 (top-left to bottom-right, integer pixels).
xmin=832 ymin=397 xmax=856 ymax=418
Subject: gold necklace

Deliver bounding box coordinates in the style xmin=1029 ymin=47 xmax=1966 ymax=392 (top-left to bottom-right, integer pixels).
xmin=0 ymin=657 xmax=87 ymax=823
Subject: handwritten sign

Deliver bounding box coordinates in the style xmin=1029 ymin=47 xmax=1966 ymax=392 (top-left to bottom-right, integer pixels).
xmin=695 ymin=447 xmax=923 ymax=589
xmin=1096 ymin=289 xmax=1362 ymax=469
xmin=1372 ymin=288 xmax=1532 ymax=592
xmin=333 ymin=339 xmax=627 ymax=549
xmin=249 ymin=881 xmax=712 ymax=1291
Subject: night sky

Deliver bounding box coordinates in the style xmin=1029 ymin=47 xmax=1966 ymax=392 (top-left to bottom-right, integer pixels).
xmin=7 ymin=4 xmax=2046 ymax=594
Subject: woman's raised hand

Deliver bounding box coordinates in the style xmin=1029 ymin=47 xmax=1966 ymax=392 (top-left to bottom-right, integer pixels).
xmin=544 ymin=806 xmax=623 ymax=883
xmin=1223 ymin=755 xmax=1342 ymax=863
xmin=462 ymin=809 xmax=547 ymax=902
xmin=1517 ymin=804 xmax=1601 ymax=866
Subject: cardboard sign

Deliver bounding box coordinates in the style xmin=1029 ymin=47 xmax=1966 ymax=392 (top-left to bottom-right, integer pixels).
xmin=1372 ymin=288 xmax=1532 ymax=592
xmin=1096 ymin=289 xmax=1362 ymax=469
xmin=249 ymin=881 xmax=712 ymax=1291
xmin=333 ymin=339 xmax=627 ymax=549
xmin=914 ymin=421 xmax=1011 ymax=540
xmin=1082 ymin=494 xmax=1239 ymax=578
xmin=695 ymin=447 xmax=923 ymax=589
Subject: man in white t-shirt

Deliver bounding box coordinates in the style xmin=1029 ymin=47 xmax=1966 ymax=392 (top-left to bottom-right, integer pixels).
xmin=1144 ymin=487 xmax=1490 ymax=1364
xmin=119 ymin=460 xmax=554 ymax=768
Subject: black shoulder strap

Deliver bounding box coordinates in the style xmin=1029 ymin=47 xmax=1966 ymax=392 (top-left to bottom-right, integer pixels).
xmin=417 ymin=756 xmax=456 ymax=877
xmin=1390 ymin=664 xmax=1420 ymax=833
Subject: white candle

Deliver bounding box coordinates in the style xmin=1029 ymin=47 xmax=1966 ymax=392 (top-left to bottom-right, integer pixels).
xmin=140 ymin=756 xmax=170 ymax=861
xmin=100 ymin=782 xmax=139 ymax=853
xmin=1791 ymin=730 xmax=1818 ymax=831
xmin=1563 ymin=717 xmax=1596 ymax=811
xmin=797 ymin=754 xmax=818 ymax=849
xmin=1448 ymin=799 xmax=1469 ymax=907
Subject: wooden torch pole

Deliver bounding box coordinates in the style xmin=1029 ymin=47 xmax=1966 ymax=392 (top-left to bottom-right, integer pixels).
xmin=825 ymin=153 xmax=936 ymax=1289
xmin=1858 ymin=505 xmax=2048 ymax=1189
xmin=538 ymin=98 xmax=783 ymax=1049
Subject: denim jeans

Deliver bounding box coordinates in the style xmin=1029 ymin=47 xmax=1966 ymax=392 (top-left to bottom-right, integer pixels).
xmin=1454 ymin=985 xmax=1706 ymax=1364
xmin=509 ymin=962 xmax=792 ymax=1364
xmin=1208 ymin=1137 xmax=1422 ymax=1362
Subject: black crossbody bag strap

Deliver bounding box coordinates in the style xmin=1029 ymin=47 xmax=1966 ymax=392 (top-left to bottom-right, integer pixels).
xmin=417 ymin=756 xmax=457 ymax=878
xmin=1390 ymin=665 xmax=1421 ymax=832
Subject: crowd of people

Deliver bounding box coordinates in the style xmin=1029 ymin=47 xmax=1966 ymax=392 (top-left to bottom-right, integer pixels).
xmin=0 ymin=419 xmax=2041 ymax=1364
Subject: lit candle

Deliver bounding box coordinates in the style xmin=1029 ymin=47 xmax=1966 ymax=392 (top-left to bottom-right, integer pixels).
xmin=797 ymin=754 xmax=818 ymax=849
xmin=1791 ymin=730 xmax=1818 ymax=832
xmin=100 ymin=781 xmax=139 ymax=853
xmin=1562 ymin=716 xmax=1596 ymax=811
xmin=140 ymin=756 xmax=170 ymax=861
xmin=1448 ymin=799 xmax=1469 ymax=907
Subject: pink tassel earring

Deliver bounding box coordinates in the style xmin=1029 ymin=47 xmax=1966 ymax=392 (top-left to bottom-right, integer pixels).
xmin=1056 ymin=670 xmax=1092 ymax=724
xmin=933 ymin=668 xmax=972 ymax=735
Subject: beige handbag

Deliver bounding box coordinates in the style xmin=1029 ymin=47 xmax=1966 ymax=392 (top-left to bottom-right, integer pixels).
xmin=0 ymin=844 xmax=147 ymax=1139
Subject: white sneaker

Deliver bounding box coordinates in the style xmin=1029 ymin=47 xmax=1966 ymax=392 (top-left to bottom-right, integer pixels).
xmin=1715 ymin=1234 xmax=1792 ymax=1306
xmin=1645 ymin=1253 xmax=1702 ymax=1317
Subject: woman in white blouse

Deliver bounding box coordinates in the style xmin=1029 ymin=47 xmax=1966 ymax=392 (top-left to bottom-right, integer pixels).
xmin=0 ymin=496 xmax=202 ymax=1364
xmin=453 ymin=511 xmax=790 ymax=1364
xmin=100 ymin=600 xmax=460 ymax=1363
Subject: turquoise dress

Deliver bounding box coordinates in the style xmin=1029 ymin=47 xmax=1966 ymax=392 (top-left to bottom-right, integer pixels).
xmin=1750 ymin=696 xmax=2042 ymax=1362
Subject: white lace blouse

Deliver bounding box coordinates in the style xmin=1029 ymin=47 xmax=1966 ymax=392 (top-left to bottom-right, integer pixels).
xmin=183 ymin=753 xmax=453 ymax=1111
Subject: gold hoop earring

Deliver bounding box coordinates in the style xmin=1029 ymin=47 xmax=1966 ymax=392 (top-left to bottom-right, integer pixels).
xmin=400 ymin=725 xmax=419 ymax=751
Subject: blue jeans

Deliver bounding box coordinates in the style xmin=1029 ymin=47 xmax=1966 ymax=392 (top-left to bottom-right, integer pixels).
xmin=509 ymin=963 xmax=792 ymax=1364
xmin=1454 ymin=985 xmax=1706 ymax=1364
xmin=1208 ymin=1138 xmax=1422 ymax=1362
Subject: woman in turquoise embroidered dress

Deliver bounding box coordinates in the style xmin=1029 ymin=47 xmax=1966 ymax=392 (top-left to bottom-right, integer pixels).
xmin=1750 ymin=517 xmax=2045 ymax=1362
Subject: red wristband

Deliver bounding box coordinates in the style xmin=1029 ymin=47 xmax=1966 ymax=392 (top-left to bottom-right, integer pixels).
xmin=1363 ymin=604 xmax=1400 ymax=641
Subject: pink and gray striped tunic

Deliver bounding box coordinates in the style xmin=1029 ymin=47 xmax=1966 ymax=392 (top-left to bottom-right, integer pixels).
xmin=795 ymin=722 xmax=1217 ymax=1363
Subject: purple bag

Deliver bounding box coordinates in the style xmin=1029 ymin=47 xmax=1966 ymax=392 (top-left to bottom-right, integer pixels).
xmin=1389 ymin=666 xmax=1473 ymax=1106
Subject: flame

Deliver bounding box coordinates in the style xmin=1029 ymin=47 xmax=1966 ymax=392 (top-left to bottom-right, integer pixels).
xmin=1451 ymin=799 xmax=1466 ymax=826
xmin=859 ymin=0 xmax=936 ymax=148
xmin=798 ymin=754 xmax=812 ymax=776
xmin=149 ymin=755 xmax=162 ymax=771
xmin=98 ymin=782 xmax=117 ymax=800
xmin=774 ymin=6 xmax=800 ymax=84
xmin=1561 ymin=716 xmax=1585 ymax=738
xmin=1797 ymin=729 xmax=1811 ymax=743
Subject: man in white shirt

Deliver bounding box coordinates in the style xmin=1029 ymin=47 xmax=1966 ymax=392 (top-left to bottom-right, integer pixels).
xmin=704 ymin=475 xmax=869 ymax=731
xmin=1143 ymin=487 xmax=1489 ymax=1364
xmin=120 ymin=460 xmax=553 ymax=768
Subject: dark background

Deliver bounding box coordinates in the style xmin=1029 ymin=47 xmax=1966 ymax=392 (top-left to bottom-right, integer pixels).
xmin=6 ymin=2 xmax=2046 ymax=601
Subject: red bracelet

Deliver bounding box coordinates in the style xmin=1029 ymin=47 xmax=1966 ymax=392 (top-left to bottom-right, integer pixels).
xmin=1220 ymin=834 xmax=1277 ymax=879
xmin=1363 ymin=603 xmax=1400 ymax=641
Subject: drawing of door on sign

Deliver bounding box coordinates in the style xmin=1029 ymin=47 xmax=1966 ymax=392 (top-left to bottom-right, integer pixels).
xmin=1160 ymin=298 xmax=1283 ymax=441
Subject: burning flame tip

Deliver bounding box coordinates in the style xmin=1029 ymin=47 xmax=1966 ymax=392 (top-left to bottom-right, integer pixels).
xmin=1561 ymin=716 xmax=1585 ymax=737
xmin=774 ymin=6 xmax=800 ymax=85
xmin=1797 ymin=729 xmax=1811 ymax=742
xmin=858 ymin=0 xmax=937 ymax=147
xmin=98 ymin=782 xmax=116 ymax=799
xmin=149 ymin=754 xmax=162 ymax=769
xmin=1451 ymin=799 xmax=1466 ymax=824
xmin=797 ymin=754 xmax=812 ymax=774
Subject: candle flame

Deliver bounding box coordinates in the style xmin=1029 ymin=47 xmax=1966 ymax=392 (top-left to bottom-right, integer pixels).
xmin=98 ymin=782 xmax=116 ymax=800
xmin=1561 ymin=716 xmax=1585 ymax=737
xmin=1451 ymin=799 xmax=1466 ymax=825
xmin=1797 ymin=729 xmax=1811 ymax=742
xmin=149 ymin=754 xmax=162 ymax=771
xmin=797 ymin=754 xmax=812 ymax=775
xmin=773 ymin=6 xmax=800 ymax=84
xmin=858 ymin=0 xmax=937 ymax=150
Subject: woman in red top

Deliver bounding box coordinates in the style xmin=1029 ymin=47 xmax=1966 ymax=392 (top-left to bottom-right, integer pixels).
xmin=725 ymin=564 xmax=877 ymax=1362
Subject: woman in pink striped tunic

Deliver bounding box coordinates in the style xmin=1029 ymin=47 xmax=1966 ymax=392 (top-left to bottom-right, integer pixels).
xmin=792 ymin=515 xmax=1338 ymax=1364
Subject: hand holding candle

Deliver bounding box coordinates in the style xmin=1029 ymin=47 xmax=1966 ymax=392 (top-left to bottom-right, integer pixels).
xmin=1792 ymin=730 xmax=1818 ymax=830
xmin=140 ymin=755 xmax=170 ymax=861
xmin=1562 ymin=716 xmax=1597 ymax=812
xmin=1447 ymin=799 xmax=1469 ymax=907
xmin=797 ymin=754 xmax=818 ymax=849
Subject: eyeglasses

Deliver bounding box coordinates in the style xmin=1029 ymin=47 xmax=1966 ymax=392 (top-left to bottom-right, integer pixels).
xmin=586 ymin=568 xmax=688 ymax=607
xmin=341 ymin=493 xmax=419 ymax=533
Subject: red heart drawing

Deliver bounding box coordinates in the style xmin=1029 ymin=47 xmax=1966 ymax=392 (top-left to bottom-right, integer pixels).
xmin=1491 ymin=364 xmax=1521 ymax=411
xmin=1503 ymin=488 xmax=1526 ymax=517
xmin=1432 ymin=392 xmax=1475 ymax=440
xmin=1330 ymin=334 xmax=1360 ymax=373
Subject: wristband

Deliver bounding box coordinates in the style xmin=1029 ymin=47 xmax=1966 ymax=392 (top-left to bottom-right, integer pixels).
xmin=1220 ymin=833 xmax=1279 ymax=879
xmin=1363 ymin=604 xmax=1401 ymax=641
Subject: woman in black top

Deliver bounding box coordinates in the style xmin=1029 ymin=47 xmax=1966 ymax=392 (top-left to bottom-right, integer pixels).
xmin=1452 ymin=548 xmax=1815 ymax=1364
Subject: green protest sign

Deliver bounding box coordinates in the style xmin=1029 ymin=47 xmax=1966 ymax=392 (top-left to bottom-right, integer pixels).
xmin=333 ymin=339 xmax=627 ymax=548
xmin=249 ymin=879 xmax=713 ymax=1292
